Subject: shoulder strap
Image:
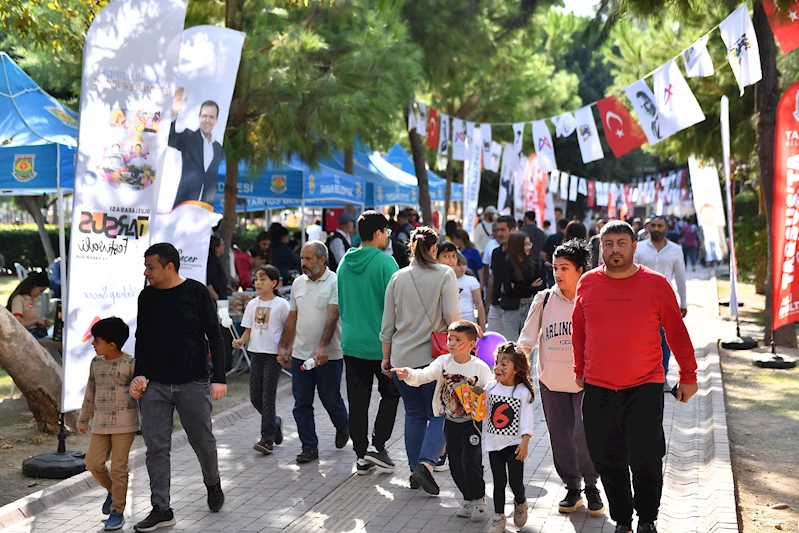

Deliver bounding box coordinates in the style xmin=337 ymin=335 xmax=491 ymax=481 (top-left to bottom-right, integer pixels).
xmin=409 ymin=270 xmax=444 ymax=332
xmin=481 ymin=221 xmax=490 ymax=237
xmin=538 ymin=290 xmax=551 ymax=332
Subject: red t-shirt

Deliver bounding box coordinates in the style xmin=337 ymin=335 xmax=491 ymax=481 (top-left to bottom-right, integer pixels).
xmin=572 ymin=265 xmax=697 ymax=390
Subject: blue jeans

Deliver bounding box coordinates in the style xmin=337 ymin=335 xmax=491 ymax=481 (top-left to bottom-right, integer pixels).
xmin=660 ymin=327 xmax=671 ymax=377
xmin=682 ymin=245 xmax=697 ymax=268
xmin=393 ymin=372 xmax=446 ymax=471
xmin=291 ymin=357 xmax=348 ymax=453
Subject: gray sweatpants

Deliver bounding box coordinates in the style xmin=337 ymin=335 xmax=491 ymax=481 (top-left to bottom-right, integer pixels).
xmin=141 ymin=380 xmax=220 ymax=510
xmin=539 ymin=381 xmax=599 ymax=490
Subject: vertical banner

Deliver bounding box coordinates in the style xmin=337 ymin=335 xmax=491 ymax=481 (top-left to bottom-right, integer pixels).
xmin=497 ymin=144 xmax=513 ymax=214
xmin=438 ymin=113 xmax=450 ymax=156
xmin=772 ymin=80 xmax=799 ymax=330
xmin=688 ymin=156 xmax=727 ymax=265
xmin=525 ymin=154 xmax=548 ymax=222
xmin=151 ymin=26 xmax=245 ymax=283
xmin=720 ymin=96 xmax=739 ymax=314
xmin=513 ymin=154 xmax=526 ymax=221
xmin=464 ymin=129 xmax=483 ymax=240
xmin=452 ymin=118 xmax=466 ymax=161
xmin=63 ymin=0 xmax=188 ymax=412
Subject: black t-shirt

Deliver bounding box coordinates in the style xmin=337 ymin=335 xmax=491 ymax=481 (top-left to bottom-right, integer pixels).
xmin=134 ymin=279 xmax=226 ymax=384
xmin=519 ymin=224 xmax=547 ymax=262
xmin=544 ymin=232 xmax=564 ymax=260
xmin=206 ymin=256 xmax=228 ymax=300
xmin=490 ymin=246 xmax=506 ymax=305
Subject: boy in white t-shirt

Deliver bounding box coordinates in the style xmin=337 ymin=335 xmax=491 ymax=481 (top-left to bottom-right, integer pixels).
xmin=455 ymin=252 xmax=486 ymax=331
xmin=392 ymin=321 xmax=494 ymax=522
xmin=233 ymin=265 xmax=290 ymax=455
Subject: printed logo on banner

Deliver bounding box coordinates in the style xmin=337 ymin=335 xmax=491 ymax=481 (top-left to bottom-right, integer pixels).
xmin=356 ymin=182 xmax=362 ymax=199
xmin=578 ymin=124 xmax=593 ymax=142
xmin=729 ymin=34 xmax=752 ymax=66
xmin=308 ymin=175 xmax=316 ymax=194
xmin=81 ymin=316 xmax=102 ymax=342
xmin=74 ymin=209 xmax=150 ymax=260
xmin=270 ymin=175 xmax=287 ymax=194
xmin=101 ymin=108 xmax=161 ymax=191
xmin=45 ymin=106 xmax=78 ymax=128
xmin=12 ymin=154 xmax=36 ymax=182
xmin=377 ymin=186 xmax=384 ymax=203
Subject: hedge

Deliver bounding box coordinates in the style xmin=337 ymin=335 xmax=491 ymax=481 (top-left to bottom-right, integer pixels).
xmin=0 ymin=225 xmax=69 ymax=270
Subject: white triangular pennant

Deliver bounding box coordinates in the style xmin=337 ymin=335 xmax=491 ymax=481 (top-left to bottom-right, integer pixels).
xmin=682 ymin=34 xmax=715 ymax=78
xmin=438 ymin=113 xmax=450 ymax=156
xmin=574 ymin=106 xmax=604 ymax=164
xmin=513 ymin=122 xmax=525 ymax=158
xmin=626 ymin=80 xmax=663 ymax=145
xmin=720 ymin=5 xmax=762 ymax=96
xmin=416 ymin=103 xmax=427 ymax=137
xmin=552 ymin=112 xmax=577 ymax=138
xmin=480 ymin=124 xmax=492 ymax=159
xmin=568 ymin=174 xmax=578 ymax=202
xmin=452 ymin=118 xmax=466 ymax=161
xmin=532 ymin=120 xmax=556 ymax=172
xmin=577 ymin=177 xmax=588 ymax=197
xmin=489 ymin=141 xmax=503 ymax=173
xmin=559 ymin=171 xmax=569 ymax=200
xmin=549 ymin=170 xmax=559 ymax=194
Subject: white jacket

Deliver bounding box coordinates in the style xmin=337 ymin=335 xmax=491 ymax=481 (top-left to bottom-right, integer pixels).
xmin=517 ymin=286 xmax=581 ymax=393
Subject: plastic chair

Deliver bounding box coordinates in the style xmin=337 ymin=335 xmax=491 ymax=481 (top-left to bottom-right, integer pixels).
xmin=14 ymin=263 xmax=27 ymax=281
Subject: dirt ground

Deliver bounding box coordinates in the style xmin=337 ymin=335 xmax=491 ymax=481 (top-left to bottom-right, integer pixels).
xmin=0 ymin=372 xmax=255 ymax=508
xmin=717 ymin=279 xmax=799 ymax=533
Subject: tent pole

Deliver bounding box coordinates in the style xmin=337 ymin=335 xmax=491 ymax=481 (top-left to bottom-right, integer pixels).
xmin=56 ymin=144 xmax=67 ymax=316
xmin=301 ymin=199 xmax=306 ymax=245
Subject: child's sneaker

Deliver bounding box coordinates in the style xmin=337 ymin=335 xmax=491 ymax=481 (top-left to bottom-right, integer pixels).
xmin=513 ymin=501 xmax=528 ymax=527
xmin=104 ymin=510 xmax=125 ymax=531
xmin=102 ymin=493 xmax=112 ymax=515
xmin=455 ymin=500 xmax=473 ymax=517
xmin=487 ymin=513 xmax=507 ymax=533
xmin=434 ymin=453 xmax=448 ymax=471
xmin=253 ymin=440 xmax=273 ymax=455
xmin=356 ymin=459 xmax=375 ymax=475
xmin=470 ymin=499 xmax=487 ymax=522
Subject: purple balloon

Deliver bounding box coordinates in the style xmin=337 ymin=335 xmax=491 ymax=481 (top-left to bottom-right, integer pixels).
xmin=476 ymin=332 xmax=507 ymax=367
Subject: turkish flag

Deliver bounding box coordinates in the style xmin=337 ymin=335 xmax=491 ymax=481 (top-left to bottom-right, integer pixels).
xmin=587 ymin=180 xmax=596 ymax=207
xmin=597 ymin=96 xmax=647 ymax=158
xmin=763 ymin=0 xmax=799 ymax=54
xmin=426 ymin=108 xmax=439 ymax=149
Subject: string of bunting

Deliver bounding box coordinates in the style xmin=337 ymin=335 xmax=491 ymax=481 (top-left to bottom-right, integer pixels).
xmin=410 ymin=1 xmax=798 ymax=178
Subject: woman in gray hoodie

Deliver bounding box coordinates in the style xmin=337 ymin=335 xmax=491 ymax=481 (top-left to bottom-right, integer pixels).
xmin=518 ymin=239 xmax=605 ymax=517
xmin=380 ymin=226 xmax=461 ymax=495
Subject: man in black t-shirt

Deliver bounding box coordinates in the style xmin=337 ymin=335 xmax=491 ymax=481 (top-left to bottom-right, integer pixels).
xmin=129 ymin=243 xmax=227 ymax=532
xmin=543 ymin=218 xmax=568 ymax=287
xmin=487 ymin=215 xmax=515 ymax=333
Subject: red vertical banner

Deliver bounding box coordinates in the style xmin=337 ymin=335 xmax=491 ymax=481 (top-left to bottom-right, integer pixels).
xmin=426 ymin=108 xmax=439 ymax=149
xmin=587 ymin=180 xmax=596 ymax=207
xmin=773 ymin=80 xmax=799 ymax=331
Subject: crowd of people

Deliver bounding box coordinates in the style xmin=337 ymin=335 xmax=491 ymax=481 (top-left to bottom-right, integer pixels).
xmin=73 ymin=205 xmax=704 ymax=533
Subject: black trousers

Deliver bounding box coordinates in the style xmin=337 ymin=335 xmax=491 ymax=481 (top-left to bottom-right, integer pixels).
xmin=582 ymin=382 xmax=665 ymax=526
xmin=344 ymin=356 xmax=400 ymax=458
xmin=445 ymin=419 xmax=485 ymax=501
xmin=488 ymin=445 xmax=525 ymax=514
xmin=249 ymin=352 xmax=282 ymax=444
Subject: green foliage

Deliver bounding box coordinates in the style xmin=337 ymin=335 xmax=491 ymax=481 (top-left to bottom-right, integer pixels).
xmin=734 ymin=213 xmax=767 ymax=282
xmin=0 ymin=225 xmax=69 ymax=268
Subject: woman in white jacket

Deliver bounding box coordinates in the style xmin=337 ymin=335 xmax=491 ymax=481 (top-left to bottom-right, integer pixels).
xmin=518 ymin=239 xmax=605 ymax=518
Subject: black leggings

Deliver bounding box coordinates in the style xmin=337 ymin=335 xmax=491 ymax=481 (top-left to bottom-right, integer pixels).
xmin=489 ymin=445 xmax=526 ymax=513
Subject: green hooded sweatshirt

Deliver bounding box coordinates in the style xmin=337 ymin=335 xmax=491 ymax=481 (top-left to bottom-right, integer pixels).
xmin=337 ymin=246 xmax=399 ymax=359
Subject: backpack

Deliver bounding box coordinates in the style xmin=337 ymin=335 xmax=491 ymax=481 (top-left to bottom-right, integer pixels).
xmin=326 ymin=231 xmax=349 ymax=272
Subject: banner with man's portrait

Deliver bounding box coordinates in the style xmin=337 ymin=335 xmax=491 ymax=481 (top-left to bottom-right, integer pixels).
xmin=151 ymin=26 xmax=245 ymax=283
xmin=63 ymin=0 xmax=188 ymax=412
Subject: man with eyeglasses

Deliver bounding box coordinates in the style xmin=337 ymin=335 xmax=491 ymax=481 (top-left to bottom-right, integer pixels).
xmin=336 ymin=211 xmax=401 ymax=474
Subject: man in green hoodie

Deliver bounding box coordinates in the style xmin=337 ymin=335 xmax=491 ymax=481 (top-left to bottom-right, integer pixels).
xmin=337 ymin=211 xmax=401 ymax=474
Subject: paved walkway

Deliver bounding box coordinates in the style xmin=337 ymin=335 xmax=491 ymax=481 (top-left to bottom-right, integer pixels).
xmin=0 ymin=269 xmax=738 ymax=533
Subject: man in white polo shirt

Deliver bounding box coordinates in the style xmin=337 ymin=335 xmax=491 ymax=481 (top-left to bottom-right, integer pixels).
xmin=634 ymin=215 xmax=688 ymax=393
xmin=278 ymin=241 xmax=349 ymax=464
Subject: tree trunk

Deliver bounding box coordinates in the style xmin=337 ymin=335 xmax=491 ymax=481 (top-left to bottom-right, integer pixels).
xmin=753 ymin=2 xmax=796 ymax=348
xmin=19 ymin=196 xmax=56 ymax=266
xmin=344 ymin=148 xmax=354 ymax=175
xmin=218 ymin=154 xmax=240 ymax=281
xmin=0 ymin=308 xmax=71 ymax=433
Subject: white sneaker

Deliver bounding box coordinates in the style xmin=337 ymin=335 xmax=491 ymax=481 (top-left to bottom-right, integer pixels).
xmin=455 ymin=500 xmax=473 ymax=518
xmin=487 ymin=513 xmax=507 ymax=533
xmin=470 ymin=499 xmax=488 ymax=522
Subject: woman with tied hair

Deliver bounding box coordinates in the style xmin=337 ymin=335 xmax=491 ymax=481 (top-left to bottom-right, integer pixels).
xmin=7 ymin=272 xmax=51 ymax=338
xmin=518 ymin=239 xmax=605 ymax=518
xmin=380 ymin=226 xmax=461 ymax=495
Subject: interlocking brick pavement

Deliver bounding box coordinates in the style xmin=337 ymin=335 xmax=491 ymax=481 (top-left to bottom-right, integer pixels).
xmin=0 ymin=269 xmax=738 ymax=532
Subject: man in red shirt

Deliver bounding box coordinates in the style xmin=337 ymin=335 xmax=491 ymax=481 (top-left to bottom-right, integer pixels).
xmin=572 ymin=220 xmax=698 ymax=533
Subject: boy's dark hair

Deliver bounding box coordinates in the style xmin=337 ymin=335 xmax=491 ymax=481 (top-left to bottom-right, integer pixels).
xmin=144 ymin=243 xmax=180 ymax=273
xmin=448 ymin=320 xmax=479 ymax=342
xmin=437 ymin=241 xmax=457 ymax=257
xmin=557 ymin=218 xmax=569 ymax=231
xmin=496 ymin=215 xmax=516 ymax=230
xmin=91 ymin=317 xmax=130 ymax=348
xmin=358 ymin=210 xmax=388 ymax=242
xmin=599 ymin=220 xmax=636 ymax=242
xmin=524 ymin=211 xmax=536 ymax=223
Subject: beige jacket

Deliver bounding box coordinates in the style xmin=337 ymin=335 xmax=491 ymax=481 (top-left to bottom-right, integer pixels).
xmin=380 ymin=260 xmax=462 ymax=370
xmin=78 ymin=354 xmax=140 ymax=434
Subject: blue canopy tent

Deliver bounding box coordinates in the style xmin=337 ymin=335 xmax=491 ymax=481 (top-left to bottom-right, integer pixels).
xmin=0 ymin=52 xmax=77 ymax=301
xmin=383 ymin=143 xmax=464 ymax=201
xmin=323 ymin=153 xmax=418 ymax=207
xmin=0 ymin=53 xmax=78 ymax=195
xmin=213 ymin=157 xmax=365 ymax=214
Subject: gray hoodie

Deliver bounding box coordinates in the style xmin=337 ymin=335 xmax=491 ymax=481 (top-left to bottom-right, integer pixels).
xmin=380 ymin=260 xmax=461 ymax=369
